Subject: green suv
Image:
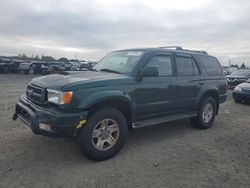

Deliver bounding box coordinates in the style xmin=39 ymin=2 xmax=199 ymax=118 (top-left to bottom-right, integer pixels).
xmin=13 ymin=47 xmax=227 ymax=161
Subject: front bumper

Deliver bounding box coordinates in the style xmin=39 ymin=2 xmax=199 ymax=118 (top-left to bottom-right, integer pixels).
xmin=232 ymin=91 xmax=250 ymax=102
xmin=227 ymin=80 xmax=246 ymax=89
xmin=13 ymin=95 xmax=88 ymax=137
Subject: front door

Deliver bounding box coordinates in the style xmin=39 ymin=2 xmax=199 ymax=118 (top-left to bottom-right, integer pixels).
xmin=133 ymin=53 xmax=178 ymax=119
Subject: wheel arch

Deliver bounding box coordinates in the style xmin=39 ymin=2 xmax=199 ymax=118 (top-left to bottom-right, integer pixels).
xmin=194 ymin=89 xmax=220 ymax=114
xmin=80 ymin=92 xmax=134 ymax=127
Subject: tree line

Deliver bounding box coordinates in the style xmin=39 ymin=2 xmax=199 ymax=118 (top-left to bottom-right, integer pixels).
xmin=16 ymin=54 xmax=72 ymax=63
xmin=230 ymin=63 xmax=248 ymax=69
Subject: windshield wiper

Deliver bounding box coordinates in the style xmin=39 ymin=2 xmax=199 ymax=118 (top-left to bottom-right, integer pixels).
xmin=99 ymin=68 xmax=121 ymax=74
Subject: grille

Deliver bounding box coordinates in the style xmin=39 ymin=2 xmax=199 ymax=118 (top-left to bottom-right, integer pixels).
xmin=26 ymin=84 xmax=46 ymax=104
xmin=243 ymin=88 xmax=250 ymax=93
xmin=227 ymin=78 xmax=236 ymax=82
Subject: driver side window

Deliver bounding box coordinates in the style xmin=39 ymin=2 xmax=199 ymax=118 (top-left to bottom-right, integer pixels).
xmin=146 ymin=55 xmax=172 ymax=76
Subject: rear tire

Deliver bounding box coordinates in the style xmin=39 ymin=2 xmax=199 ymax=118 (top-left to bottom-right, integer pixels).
xmin=191 ymin=96 xmax=217 ymax=129
xmin=234 ymin=98 xmax=241 ymax=103
xmin=77 ymin=108 xmax=127 ymax=161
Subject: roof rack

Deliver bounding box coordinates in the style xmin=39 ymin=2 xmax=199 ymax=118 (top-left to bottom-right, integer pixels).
xmin=159 ymin=46 xmax=208 ymax=54
xmin=181 ymin=49 xmax=208 ymax=55
xmin=159 ymin=46 xmax=183 ymax=50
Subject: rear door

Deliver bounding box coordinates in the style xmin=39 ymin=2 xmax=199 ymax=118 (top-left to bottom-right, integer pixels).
xmin=175 ymin=53 xmax=204 ymax=110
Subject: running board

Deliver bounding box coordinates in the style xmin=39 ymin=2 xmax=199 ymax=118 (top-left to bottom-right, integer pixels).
xmin=132 ymin=112 xmax=197 ymax=129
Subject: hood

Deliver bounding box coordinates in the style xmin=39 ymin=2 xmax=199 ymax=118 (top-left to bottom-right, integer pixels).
xmin=226 ymin=75 xmax=249 ymax=79
xmin=238 ymin=82 xmax=250 ymax=89
xmin=30 ymin=71 xmax=130 ymax=90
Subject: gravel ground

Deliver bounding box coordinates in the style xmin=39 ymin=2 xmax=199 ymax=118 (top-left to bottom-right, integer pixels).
xmin=0 ymin=74 xmax=250 ymax=188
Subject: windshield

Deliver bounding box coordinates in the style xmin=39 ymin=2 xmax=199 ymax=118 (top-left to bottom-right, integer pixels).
xmin=230 ymin=70 xmax=250 ymax=76
xmin=247 ymin=78 xmax=250 ymax=83
xmin=94 ymin=50 xmax=145 ymax=74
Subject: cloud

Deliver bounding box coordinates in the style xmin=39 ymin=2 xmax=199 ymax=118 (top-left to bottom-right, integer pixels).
xmin=0 ymin=0 xmax=250 ymax=64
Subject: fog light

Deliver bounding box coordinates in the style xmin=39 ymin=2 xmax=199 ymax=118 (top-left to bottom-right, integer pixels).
xmin=39 ymin=123 xmax=51 ymax=132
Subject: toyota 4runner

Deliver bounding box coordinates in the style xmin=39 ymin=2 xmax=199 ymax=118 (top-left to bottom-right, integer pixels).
xmin=13 ymin=46 xmax=227 ymax=161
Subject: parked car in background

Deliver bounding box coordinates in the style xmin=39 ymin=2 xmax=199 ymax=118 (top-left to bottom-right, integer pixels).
xmin=71 ymin=61 xmax=81 ymax=71
xmin=18 ymin=63 xmax=32 ymax=74
xmin=0 ymin=62 xmax=5 ymax=73
xmin=0 ymin=58 xmax=98 ymax=74
xmin=31 ymin=62 xmax=42 ymax=74
xmin=42 ymin=64 xmax=62 ymax=75
xmin=63 ymin=62 xmax=72 ymax=71
xmin=18 ymin=62 xmax=43 ymax=74
xmin=226 ymin=70 xmax=250 ymax=89
xmin=0 ymin=62 xmax=12 ymax=73
xmin=222 ymin=66 xmax=239 ymax=76
xmin=0 ymin=61 xmax=21 ymax=74
xmin=80 ymin=61 xmax=92 ymax=70
xmin=222 ymin=66 xmax=230 ymax=75
xmin=40 ymin=63 xmax=49 ymax=73
xmin=232 ymin=78 xmax=250 ymax=103
xmin=90 ymin=61 xmax=98 ymax=68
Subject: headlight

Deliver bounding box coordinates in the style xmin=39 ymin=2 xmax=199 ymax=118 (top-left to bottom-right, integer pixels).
xmin=47 ymin=89 xmax=73 ymax=105
xmin=237 ymin=79 xmax=246 ymax=82
xmin=234 ymin=86 xmax=242 ymax=92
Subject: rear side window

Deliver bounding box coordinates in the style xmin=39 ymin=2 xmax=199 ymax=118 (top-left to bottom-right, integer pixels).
xmin=176 ymin=55 xmax=200 ymax=76
xmin=147 ymin=55 xmax=172 ymax=76
xmin=199 ymin=55 xmax=222 ymax=75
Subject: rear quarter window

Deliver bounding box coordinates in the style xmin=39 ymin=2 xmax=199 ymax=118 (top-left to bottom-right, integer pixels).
xmin=176 ymin=55 xmax=200 ymax=76
xmin=198 ymin=55 xmax=222 ymax=75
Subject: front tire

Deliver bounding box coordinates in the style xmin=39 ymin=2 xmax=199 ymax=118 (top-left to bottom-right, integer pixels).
xmin=77 ymin=108 xmax=127 ymax=161
xmin=191 ymin=96 xmax=217 ymax=129
xmin=234 ymin=98 xmax=241 ymax=103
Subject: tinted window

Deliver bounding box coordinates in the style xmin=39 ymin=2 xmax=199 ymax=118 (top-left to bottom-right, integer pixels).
xmin=199 ymin=55 xmax=222 ymax=75
xmin=147 ymin=55 xmax=172 ymax=76
xmin=192 ymin=58 xmax=200 ymax=75
xmin=176 ymin=56 xmax=200 ymax=76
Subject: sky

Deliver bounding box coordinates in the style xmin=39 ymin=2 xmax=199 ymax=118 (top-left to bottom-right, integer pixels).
xmin=0 ymin=0 xmax=250 ymax=65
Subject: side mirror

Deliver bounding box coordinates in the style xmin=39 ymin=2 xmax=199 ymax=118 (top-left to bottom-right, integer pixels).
xmin=142 ymin=66 xmax=159 ymax=77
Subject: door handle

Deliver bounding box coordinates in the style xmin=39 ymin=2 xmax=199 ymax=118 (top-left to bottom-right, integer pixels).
xmin=199 ymin=82 xmax=204 ymax=86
